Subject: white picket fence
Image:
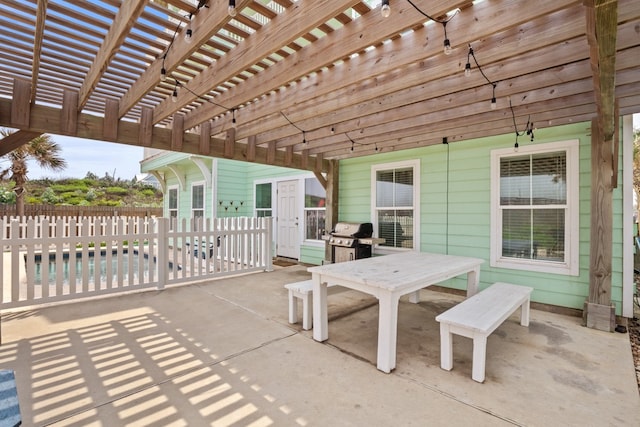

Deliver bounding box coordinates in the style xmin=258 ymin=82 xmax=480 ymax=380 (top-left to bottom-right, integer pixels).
xmin=0 ymin=216 xmax=273 ymax=310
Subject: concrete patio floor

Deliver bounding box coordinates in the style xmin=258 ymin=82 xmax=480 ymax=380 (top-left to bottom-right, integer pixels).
xmin=2 ymin=264 xmax=639 ymax=426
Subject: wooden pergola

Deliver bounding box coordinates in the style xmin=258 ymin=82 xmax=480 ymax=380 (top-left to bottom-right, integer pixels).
xmin=0 ymin=0 xmax=638 ymax=329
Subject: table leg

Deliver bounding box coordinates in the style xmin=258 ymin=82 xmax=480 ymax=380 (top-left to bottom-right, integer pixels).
xmin=376 ymin=291 xmax=400 ymax=373
xmin=312 ymin=274 xmax=328 ymax=342
xmin=466 ymin=267 xmax=480 ymax=297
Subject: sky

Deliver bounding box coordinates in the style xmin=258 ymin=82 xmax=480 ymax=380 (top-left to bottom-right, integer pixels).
xmin=25 ymin=135 xmax=145 ymax=181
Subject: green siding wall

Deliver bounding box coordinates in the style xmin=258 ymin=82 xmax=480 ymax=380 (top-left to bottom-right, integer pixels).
xmin=339 ymin=122 xmax=625 ymax=314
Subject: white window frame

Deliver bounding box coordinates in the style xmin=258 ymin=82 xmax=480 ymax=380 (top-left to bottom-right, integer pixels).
xmin=167 ymin=185 xmax=179 ymax=230
xmin=303 ymin=177 xmax=326 ymax=243
xmin=254 ymin=181 xmax=274 ymax=218
xmin=371 ymin=159 xmax=420 ymax=253
xmin=191 ymin=181 xmax=205 ymax=219
xmin=490 ymin=139 xmax=579 ymax=276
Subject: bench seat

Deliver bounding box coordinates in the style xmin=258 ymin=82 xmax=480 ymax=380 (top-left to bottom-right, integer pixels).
xmin=435 ymin=282 xmax=533 ymax=383
xmin=285 ymin=280 xmax=344 ymax=330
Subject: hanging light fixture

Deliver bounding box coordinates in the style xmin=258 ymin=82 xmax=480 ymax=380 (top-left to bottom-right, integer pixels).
xmin=381 ymin=0 xmax=391 ymax=18
xmin=160 ymin=67 xmax=167 ymax=81
xmin=442 ymin=22 xmax=452 ymax=55
xmin=228 ymin=0 xmax=237 ymax=17
xmin=464 ymin=46 xmax=472 ymax=77
xmin=184 ymin=13 xmax=194 ymax=43
xmin=172 ymin=81 xmax=179 ymax=103
xmin=490 ymin=83 xmax=497 ymax=110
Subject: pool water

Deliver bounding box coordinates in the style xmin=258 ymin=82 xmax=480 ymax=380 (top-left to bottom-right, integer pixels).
xmin=32 ymin=249 xmax=154 ymax=286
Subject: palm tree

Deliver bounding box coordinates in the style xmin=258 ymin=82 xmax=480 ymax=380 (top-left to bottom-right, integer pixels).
xmin=0 ymin=129 xmax=67 ymax=217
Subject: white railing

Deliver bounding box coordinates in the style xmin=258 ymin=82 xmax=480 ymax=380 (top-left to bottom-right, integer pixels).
xmin=0 ymin=216 xmax=273 ymax=310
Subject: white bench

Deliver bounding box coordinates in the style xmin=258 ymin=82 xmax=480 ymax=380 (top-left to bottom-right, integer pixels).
xmin=435 ymin=282 xmax=533 ymax=383
xmin=285 ymin=280 xmax=343 ymax=330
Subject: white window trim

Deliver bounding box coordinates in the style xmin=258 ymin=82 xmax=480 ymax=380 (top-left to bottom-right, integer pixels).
xmin=371 ymin=159 xmax=421 ymax=253
xmin=490 ymin=139 xmax=579 ymax=276
xmin=167 ymin=185 xmax=179 ymax=229
xmin=191 ymin=181 xmax=205 ymax=218
xmin=253 ymin=180 xmax=275 ymax=218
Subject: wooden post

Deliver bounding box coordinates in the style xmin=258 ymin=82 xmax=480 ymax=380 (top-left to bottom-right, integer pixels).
xmin=11 ymin=79 xmax=31 ymax=128
xmin=103 ymin=98 xmax=119 ymax=141
xmin=199 ymin=121 xmax=211 ymax=155
xmin=323 ymin=159 xmax=339 ymax=264
xmin=139 ymin=106 xmax=153 ymax=147
xmin=171 ymin=114 xmax=184 ymax=151
xmin=584 ymin=119 xmax=615 ymax=331
xmin=60 ymin=89 xmax=79 ymax=135
xmin=224 ymin=127 xmax=235 ymax=159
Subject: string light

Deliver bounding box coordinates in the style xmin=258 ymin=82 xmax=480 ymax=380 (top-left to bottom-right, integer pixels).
xmin=160 ymin=64 xmax=167 ymax=81
xmin=172 ymin=78 xmax=238 ymax=124
xmin=171 ymin=83 xmax=179 ymax=103
xmin=405 ymin=1 xmax=459 ymax=55
xmin=281 ymin=111 xmax=307 ymax=143
xmin=346 ymin=132 xmax=379 ymax=153
xmin=443 ymin=22 xmax=452 ymax=55
xmin=381 ymin=0 xmax=391 ymax=18
xmin=466 ymin=44 xmax=499 ymax=111
xmin=228 ymin=0 xmax=237 ymax=17
xmin=490 ymin=83 xmax=497 ymax=110
xmin=508 ymin=97 xmax=535 ymax=152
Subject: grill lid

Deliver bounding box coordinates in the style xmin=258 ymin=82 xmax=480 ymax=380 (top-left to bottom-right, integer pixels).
xmin=331 ymin=222 xmax=374 ymax=238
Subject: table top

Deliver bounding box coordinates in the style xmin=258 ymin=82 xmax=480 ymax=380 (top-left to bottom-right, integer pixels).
xmin=308 ymin=252 xmax=484 ymax=292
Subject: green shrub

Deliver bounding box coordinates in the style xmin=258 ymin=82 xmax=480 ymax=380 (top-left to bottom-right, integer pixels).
xmin=51 ymin=183 xmax=88 ymax=192
xmin=105 ymin=186 xmax=128 ymax=195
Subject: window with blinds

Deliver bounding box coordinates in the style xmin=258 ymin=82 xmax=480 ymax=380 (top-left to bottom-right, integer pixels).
xmin=491 ymin=140 xmax=579 ymax=275
xmin=373 ymin=162 xmax=418 ymax=249
xmin=500 ymin=152 xmax=566 ymax=262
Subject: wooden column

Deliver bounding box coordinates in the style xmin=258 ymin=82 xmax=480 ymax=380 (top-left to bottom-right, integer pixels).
xmin=585 ymin=118 xmax=615 ymax=331
xmin=323 ymin=159 xmax=339 ymax=264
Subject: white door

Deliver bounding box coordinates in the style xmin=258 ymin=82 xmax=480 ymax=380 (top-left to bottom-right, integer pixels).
xmin=277 ymin=180 xmax=299 ymax=259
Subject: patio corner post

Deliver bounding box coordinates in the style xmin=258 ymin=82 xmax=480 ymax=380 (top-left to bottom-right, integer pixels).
xmin=324 ymin=159 xmax=339 ymax=264
xmin=157 ymin=217 xmax=168 ymax=290
xmin=585 ymin=118 xmax=615 ymax=332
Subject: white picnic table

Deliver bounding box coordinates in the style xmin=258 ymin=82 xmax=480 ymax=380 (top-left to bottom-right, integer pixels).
xmin=308 ymin=251 xmax=484 ymax=373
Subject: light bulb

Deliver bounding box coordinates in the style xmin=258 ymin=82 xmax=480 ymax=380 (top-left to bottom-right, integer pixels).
xmin=464 ymin=62 xmax=471 ymax=77
xmin=185 ymin=28 xmax=193 ymax=43
xmin=443 ymin=39 xmax=452 ymax=55
xmin=160 ymin=67 xmax=167 ymax=81
xmin=172 ymin=89 xmax=178 ymax=103
xmin=381 ymin=0 xmax=390 ymax=18
xmin=490 ymin=97 xmax=497 ymax=110
xmin=228 ymin=0 xmax=237 ymax=17
xmin=514 ymin=141 xmax=519 ymax=152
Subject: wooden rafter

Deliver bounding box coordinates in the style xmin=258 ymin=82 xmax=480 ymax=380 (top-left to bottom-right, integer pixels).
xmin=154 ymin=0 xmax=364 ymax=125
xmin=78 ymin=0 xmax=149 ymax=110
xmin=31 ymin=0 xmax=48 ymax=104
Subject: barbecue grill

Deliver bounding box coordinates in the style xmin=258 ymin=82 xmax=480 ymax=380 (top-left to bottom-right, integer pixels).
xmin=328 ymin=222 xmax=382 ymax=263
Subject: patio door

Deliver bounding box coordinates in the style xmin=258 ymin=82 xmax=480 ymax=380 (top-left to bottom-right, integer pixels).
xmin=277 ymin=180 xmax=299 ymax=259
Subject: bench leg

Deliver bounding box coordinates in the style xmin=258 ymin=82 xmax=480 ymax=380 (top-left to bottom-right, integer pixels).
xmin=472 ymin=335 xmax=488 ymax=383
xmin=520 ymin=298 xmax=531 ymax=327
xmin=302 ymin=292 xmax=312 ymax=331
xmin=288 ymin=290 xmax=298 ymax=324
xmin=440 ymin=323 xmax=453 ymax=371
